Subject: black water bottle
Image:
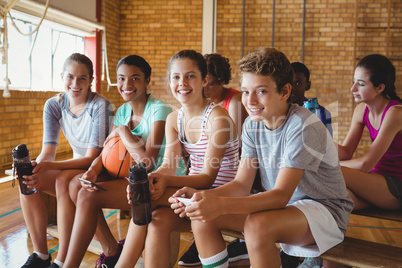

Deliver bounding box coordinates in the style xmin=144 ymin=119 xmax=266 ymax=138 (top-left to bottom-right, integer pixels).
xmin=128 ymin=162 xmax=152 ymax=225
xmin=12 ymin=144 xmax=36 ymax=195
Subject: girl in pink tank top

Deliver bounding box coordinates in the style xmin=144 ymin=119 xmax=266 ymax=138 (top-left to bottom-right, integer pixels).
xmin=337 ymin=54 xmax=402 ymax=211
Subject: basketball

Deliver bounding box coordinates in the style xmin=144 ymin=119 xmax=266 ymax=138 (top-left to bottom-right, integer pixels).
xmin=102 ymin=136 xmax=135 ymax=179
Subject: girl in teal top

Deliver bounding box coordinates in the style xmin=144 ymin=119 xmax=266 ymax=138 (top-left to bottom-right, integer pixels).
xmin=114 ymin=94 xmax=172 ymax=172
xmin=63 ymin=55 xmax=185 ymax=267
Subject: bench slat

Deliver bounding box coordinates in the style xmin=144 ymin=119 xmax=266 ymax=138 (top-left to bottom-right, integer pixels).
xmin=352 ymin=208 xmax=402 ymax=223
xmin=322 ymin=237 xmax=402 ymax=268
xmin=221 ymin=230 xmax=402 ymax=268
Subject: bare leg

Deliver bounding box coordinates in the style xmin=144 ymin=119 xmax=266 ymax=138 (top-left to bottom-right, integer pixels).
xmin=20 ymin=170 xmax=60 ymax=255
xmin=191 ymin=214 xmax=247 ymax=262
xmin=244 ymin=207 xmax=313 ymax=268
xmin=53 ymin=169 xmax=85 ymax=263
xmin=341 ymin=166 xmax=401 ymax=210
xmin=116 ymin=188 xmax=179 ymax=267
xmin=191 ymin=207 xmax=313 ymax=268
xmin=115 ymin=221 xmax=147 ymax=268
xmin=94 ymin=208 xmax=121 ymax=256
xmin=64 ymin=177 xmax=130 ymax=267
xmin=143 ymin=207 xmax=190 ymax=268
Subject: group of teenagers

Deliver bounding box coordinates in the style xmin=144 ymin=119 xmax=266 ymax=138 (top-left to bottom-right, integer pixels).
xmin=19 ymin=47 xmax=402 ymax=268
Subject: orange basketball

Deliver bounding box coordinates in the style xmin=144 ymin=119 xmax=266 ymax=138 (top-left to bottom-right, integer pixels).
xmin=102 ymin=137 xmax=135 ymax=179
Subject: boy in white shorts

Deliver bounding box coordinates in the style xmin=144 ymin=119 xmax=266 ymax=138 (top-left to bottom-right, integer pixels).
xmin=169 ymin=47 xmax=354 ymax=268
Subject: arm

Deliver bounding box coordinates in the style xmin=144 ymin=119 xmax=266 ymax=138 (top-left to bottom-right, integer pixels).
xmin=336 ymin=103 xmax=365 ymax=160
xmin=185 ymin=164 xmax=304 ymax=222
xmin=152 ymin=111 xmax=183 ymax=175
xmin=227 ymin=92 xmax=247 ymax=139
xmin=116 ymin=120 xmax=166 ymax=171
xmin=163 ymin=107 xmax=236 ymax=189
xmin=341 ymin=105 xmax=402 ymax=172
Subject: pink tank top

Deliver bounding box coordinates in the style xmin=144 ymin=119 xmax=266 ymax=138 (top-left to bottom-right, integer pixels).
xmin=363 ymin=100 xmax=402 ymax=180
xmin=177 ymin=102 xmax=239 ymax=187
xmin=222 ymin=88 xmax=239 ymax=111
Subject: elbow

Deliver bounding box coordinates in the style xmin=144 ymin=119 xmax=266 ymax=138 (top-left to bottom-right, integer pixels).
xmin=359 ymin=160 xmax=374 ymax=173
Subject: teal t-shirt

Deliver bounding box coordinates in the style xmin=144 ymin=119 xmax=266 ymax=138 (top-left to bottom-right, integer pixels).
xmin=114 ymin=94 xmax=186 ymax=174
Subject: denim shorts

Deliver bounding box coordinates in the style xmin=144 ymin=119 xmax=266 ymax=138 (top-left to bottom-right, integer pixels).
xmin=384 ymin=175 xmax=402 ymax=201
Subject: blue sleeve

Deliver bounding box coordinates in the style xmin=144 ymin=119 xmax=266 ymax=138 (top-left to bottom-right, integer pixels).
xmin=89 ymin=95 xmax=114 ymax=150
xmin=42 ymin=97 xmax=62 ymax=146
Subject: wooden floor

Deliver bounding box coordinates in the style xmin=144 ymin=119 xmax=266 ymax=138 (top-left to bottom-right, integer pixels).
xmin=1 ymin=175 xmax=401 ymax=267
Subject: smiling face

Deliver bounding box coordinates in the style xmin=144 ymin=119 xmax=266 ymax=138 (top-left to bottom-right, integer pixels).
xmin=169 ymin=58 xmax=207 ymax=105
xmin=61 ymin=61 xmax=93 ymax=101
xmin=241 ymin=73 xmax=291 ymax=129
xmin=117 ymin=64 xmax=150 ymax=103
xmin=351 ymin=67 xmax=383 ymax=104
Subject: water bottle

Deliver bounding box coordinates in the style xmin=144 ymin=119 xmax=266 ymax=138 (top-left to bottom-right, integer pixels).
xmin=128 ymin=162 xmax=152 ymax=225
xmin=12 ymin=144 xmax=36 ymax=195
xmin=303 ymin=98 xmax=320 ymax=118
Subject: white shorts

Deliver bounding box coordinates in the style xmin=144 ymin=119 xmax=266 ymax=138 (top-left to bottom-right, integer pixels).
xmin=280 ymin=199 xmax=344 ymax=258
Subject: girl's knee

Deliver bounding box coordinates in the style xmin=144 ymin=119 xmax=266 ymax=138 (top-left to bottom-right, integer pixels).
xmin=55 ymin=171 xmax=79 ymax=194
xmin=148 ymin=208 xmax=176 ymax=233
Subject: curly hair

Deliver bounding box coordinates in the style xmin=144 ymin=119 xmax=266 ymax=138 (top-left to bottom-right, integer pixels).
xmin=204 ymin=53 xmax=232 ymax=85
xmin=238 ymin=47 xmax=293 ymax=97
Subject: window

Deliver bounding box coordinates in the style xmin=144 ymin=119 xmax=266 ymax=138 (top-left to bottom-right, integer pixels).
xmin=0 ymin=11 xmax=87 ymax=91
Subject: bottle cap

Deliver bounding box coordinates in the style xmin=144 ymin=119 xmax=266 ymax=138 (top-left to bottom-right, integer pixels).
xmin=303 ymin=98 xmax=319 ymax=109
xmin=128 ymin=162 xmax=148 ymax=182
xmin=12 ymin=144 xmax=29 ymax=159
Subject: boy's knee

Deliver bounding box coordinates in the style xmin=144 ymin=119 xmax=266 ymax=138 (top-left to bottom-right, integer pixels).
xmin=244 ymin=214 xmax=271 ymax=243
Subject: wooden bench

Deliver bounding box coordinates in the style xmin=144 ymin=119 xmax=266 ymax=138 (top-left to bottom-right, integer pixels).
xmin=352 ymin=208 xmax=402 ymax=222
xmin=220 ymin=229 xmax=402 ymax=268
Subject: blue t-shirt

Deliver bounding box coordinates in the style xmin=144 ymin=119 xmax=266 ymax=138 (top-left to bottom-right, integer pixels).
xmin=114 ymin=94 xmax=186 ymax=174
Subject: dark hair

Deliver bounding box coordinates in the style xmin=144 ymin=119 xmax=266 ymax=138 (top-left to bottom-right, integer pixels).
xmin=357 ymin=54 xmax=401 ymax=102
xmin=167 ymin=50 xmax=207 ymax=81
xmin=204 ymin=53 xmax=232 ymax=85
xmin=117 ymin=55 xmax=152 ymax=79
xmin=63 ymin=53 xmax=93 ymax=79
xmin=238 ymin=47 xmax=293 ymax=101
xmin=291 ymin=62 xmax=310 ymax=81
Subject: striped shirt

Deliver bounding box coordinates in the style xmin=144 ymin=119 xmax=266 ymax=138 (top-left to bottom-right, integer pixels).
xmin=177 ymin=102 xmax=239 ymax=187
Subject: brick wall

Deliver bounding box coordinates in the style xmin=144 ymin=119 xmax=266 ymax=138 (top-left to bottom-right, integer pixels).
xmin=1 ymin=0 xmax=401 ymax=170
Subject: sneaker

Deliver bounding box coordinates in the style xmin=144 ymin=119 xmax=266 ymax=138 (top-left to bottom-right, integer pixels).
xmin=95 ymin=243 xmax=123 ymax=268
xmin=227 ymin=239 xmax=249 ymax=262
xmin=178 ymin=241 xmax=201 ymax=267
xmin=21 ymin=253 xmax=52 ymax=268
xmin=280 ymin=250 xmax=301 ymax=268
xmin=47 ymin=263 xmax=59 ymax=268
xmin=298 ymin=257 xmax=323 ymax=268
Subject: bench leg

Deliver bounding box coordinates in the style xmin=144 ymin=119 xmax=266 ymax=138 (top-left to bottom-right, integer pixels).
xmin=170 ymin=231 xmax=180 ymax=267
